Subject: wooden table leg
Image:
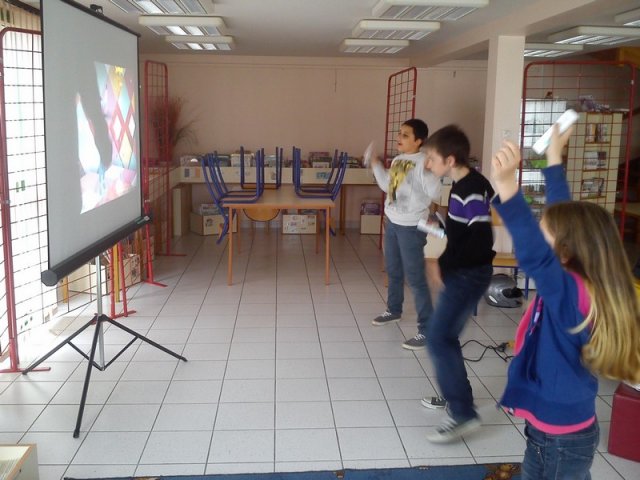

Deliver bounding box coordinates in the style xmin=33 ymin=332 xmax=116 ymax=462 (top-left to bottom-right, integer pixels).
xmin=325 ymin=207 xmax=330 ymax=284
xmin=339 ymin=187 xmax=346 ymax=235
xmin=237 ymin=211 xmax=242 ymax=254
xmin=315 ymin=213 xmax=320 ymax=254
xmin=227 ymin=207 xmax=234 ymax=285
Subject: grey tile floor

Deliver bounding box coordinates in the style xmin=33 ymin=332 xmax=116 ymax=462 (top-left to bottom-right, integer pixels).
xmin=0 ymin=230 xmax=638 ymax=479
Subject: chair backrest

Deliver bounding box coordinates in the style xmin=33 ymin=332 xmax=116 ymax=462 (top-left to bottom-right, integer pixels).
xmin=329 ymin=151 xmax=348 ymax=200
xmin=202 ymin=152 xmax=225 ymax=202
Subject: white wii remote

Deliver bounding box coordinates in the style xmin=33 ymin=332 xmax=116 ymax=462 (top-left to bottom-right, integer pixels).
xmin=363 ymin=141 xmax=375 ymax=167
xmin=532 ymin=109 xmax=579 ymax=155
xmin=417 ymin=218 xmax=446 ymax=239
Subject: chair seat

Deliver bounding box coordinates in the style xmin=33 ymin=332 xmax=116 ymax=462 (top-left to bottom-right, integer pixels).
xmin=244 ymin=207 xmax=280 ymax=222
xmin=493 ymin=253 xmax=518 ymax=268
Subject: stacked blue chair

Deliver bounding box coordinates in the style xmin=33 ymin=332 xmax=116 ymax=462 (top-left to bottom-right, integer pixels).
xmin=201 ymin=149 xmax=265 ymax=244
xmin=292 ymin=147 xmax=347 ymax=199
xmin=291 ymin=147 xmax=348 ymax=236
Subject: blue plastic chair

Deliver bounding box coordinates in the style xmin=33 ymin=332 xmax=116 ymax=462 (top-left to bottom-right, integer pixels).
xmin=201 ymin=150 xmax=265 ymax=243
xmin=291 ymin=147 xmax=347 ymax=236
xmin=292 ymin=147 xmax=347 ymax=200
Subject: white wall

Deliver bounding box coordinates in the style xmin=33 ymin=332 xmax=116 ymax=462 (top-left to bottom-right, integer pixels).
xmin=142 ymin=54 xmax=488 ymax=225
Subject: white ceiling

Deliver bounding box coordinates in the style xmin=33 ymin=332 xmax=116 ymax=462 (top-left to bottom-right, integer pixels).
xmin=27 ymin=0 xmax=640 ymax=65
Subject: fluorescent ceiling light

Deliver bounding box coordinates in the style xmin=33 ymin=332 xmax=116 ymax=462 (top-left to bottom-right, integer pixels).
xmin=166 ymin=35 xmax=234 ymax=51
xmin=340 ymin=38 xmax=410 ymax=54
xmin=353 ymin=19 xmax=440 ymax=40
xmin=548 ymin=26 xmax=640 ymax=45
xmin=524 ymin=43 xmax=584 ymax=57
xmin=615 ymin=8 xmax=640 ymax=27
xmin=139 ymin=15 xmax=225 ymax=28
xmin=372 ymin=0 xmax=489 ymax=21
xmin=138 ymin=1 xmax=163 ymax=13
xmin=110 ymin=0 xmax=207 ymax=14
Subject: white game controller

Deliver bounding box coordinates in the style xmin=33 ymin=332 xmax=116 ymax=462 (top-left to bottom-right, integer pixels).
xmin=363 ymin=141 xmax=375 ymax=167
xmin=532 ymin=109 xmax=579 ymax=155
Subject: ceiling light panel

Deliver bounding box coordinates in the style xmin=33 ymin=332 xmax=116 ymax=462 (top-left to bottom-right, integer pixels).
xmin=110 ymin=0 xmax=141 ymax=13
xmin=372 ymin=0 xmax=489 ymax=21
xmin=139 ymin=15 xmax=225 ymax=29
xmin=136 ymin=1 xmax=163 ymax=13
xmin=110 ymin=0 xmax=207 ymax=14
xmin=156 ymin=0 xmax=182 ymax=14
xmin=615 ymin=8 xmax=640 ymax=27
xmin=548 ymin=26 xmax=640 ymax=46
xmin=340 ymin=38 xmax=410 ymax=54
xmin=524 ymin=43 xmax=583 ymax=57
xmin=166 ymin=35 xmax=234 ymax=51
xmin=353 ymin=19 xmax=440 ymax=41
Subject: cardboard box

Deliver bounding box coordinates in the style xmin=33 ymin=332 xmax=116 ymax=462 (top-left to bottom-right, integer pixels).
xmin=360 ymin=214 xmax=381 ymax=234
xmin=190 ymin=212 xmax=237 ymax=236
xmin=67 ymin=263 xmax=108 ymax=295
xmin=283 ymin=214 xmax=317 ymax=234
xmin=122 ymin=254 xmax=141 ymax=286
xmin=0 ymin=444 xmax=39 ymax=480
xmin=197 ymin=203 xmax=221 ymax=216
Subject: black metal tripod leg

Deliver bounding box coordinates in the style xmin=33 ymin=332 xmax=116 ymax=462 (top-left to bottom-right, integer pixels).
xmin=73 ymin=317 xmax=102 ymax=438
xmin=105 ymin=315 xmax=187 ymax=362
xmin=22 ymin=315 xmax=97 ymax=374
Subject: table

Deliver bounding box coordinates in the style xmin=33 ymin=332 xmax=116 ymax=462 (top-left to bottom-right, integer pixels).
xmin=177 ymin=166 xmax=377 ymax=235
xmin=223 ymin=185 xmax=335 ymax=285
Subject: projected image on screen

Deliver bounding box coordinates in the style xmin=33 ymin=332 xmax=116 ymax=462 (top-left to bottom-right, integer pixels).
xmin=76 ymin=62 xmax=138 ymax=213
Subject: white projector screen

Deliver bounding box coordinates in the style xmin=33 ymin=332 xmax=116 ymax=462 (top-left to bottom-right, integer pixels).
xmin=41 ymin=0 xmax=147 ymax=285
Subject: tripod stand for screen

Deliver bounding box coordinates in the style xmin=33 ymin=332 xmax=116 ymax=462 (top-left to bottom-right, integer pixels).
xmin=23 ymin=255 xmax=187 ymax=437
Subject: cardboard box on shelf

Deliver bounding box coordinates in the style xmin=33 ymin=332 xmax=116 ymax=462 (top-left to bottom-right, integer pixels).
xmin=122 ymin=254 xmax=141 ymax=286
xmin=190 ymin=212 xmax=237 ymax=236
xmin=360 ymin=214 xmax=381 ymax=234
xmin=360 ymin=199 xmax=381 ymax=215
xmin=283 ymin=214 xmax=317 ymax=234
xmin=66 ymin=262 xmax=108 ymax=295
xmin=197 ymin=203 xmax=222 ymax=216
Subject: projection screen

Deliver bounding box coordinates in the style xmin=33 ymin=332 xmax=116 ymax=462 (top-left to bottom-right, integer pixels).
xmin=41 ymin=0 xmax=148 ymax=286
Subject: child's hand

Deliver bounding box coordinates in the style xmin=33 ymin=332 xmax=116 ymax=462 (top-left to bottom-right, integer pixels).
xmin=491 ymin=140 xmax=521 ymax=202
xmin=546 ymin=124 xmax=574 ymax=167
xmin=363 ymin=141 xmax=381 ymax=168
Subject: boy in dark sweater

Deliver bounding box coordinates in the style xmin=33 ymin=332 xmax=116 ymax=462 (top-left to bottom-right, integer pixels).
xmin=421 ymin=125 xmax=495 ymax=443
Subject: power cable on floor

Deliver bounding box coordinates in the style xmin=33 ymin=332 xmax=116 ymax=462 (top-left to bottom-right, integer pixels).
xmin=462 ymin=339 xmax=513 ymax=363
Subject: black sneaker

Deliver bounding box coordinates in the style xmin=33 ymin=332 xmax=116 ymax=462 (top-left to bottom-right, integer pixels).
xmin=402 ymin=333 xmax=426 ymax=350
xmin=421 ymin=396 xmax=447 ymax=409
xmin=372 ymin=311 xmax=401 ymax=325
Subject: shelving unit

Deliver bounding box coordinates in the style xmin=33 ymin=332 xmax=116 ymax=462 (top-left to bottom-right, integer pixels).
xmin=567 ymin=112 xmax=623 ymax=213
xmin=520 ymin=99 xmax=624 ymax=218
xmin=519 ymin=98 xmax=567 ymax=219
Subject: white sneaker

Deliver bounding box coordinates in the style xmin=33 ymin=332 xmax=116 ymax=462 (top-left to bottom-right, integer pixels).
xmin=421 ymin=396 xmax=447 ymax=409
xmin=426 ymin=415 xmax=481 ymax=443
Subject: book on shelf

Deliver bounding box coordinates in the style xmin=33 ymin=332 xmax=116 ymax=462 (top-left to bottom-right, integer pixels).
xmin=584 ymin=151 xmax=607 ymax=170
xmin=585 ymin=123 xmax=610 ymax=143
xmin=580 ymin=177 xmax=605 ymax=198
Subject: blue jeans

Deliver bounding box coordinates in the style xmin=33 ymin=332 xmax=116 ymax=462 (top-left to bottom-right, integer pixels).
xmin=425 ymin=264 xmax=492 ymax=422
xmin=522 ymin=421 xmax=599 ymax=480
xmin=384 ymin=219 xmax=432 ymax=335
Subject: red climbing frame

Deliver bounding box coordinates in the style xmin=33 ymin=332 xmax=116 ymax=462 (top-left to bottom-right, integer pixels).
xmin=379 ymin=67 xmax=418 ymax=246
